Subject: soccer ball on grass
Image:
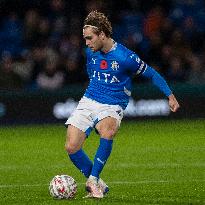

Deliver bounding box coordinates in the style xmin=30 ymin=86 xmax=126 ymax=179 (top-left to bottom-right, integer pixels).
xmin=49 ymin=175 xmax=77 ymax=199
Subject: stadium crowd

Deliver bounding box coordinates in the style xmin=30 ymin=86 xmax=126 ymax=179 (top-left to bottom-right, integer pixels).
xmin=0 ymin=0 xmax=205 ymax=90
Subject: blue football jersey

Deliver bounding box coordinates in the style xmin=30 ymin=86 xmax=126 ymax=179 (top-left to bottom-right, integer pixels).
xmin=84 ymin=42 xmax=147 ymax=109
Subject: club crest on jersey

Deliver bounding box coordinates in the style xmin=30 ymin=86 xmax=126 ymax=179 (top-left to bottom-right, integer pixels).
xmin=100 ymin=60 xmax=108 ymax=69
xmin=111 ymin=61 xmax=119 ymax=70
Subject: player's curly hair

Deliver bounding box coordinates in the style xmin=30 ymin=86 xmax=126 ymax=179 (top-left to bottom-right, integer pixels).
xmin=84 ymin=11 xmax=112 ymax=37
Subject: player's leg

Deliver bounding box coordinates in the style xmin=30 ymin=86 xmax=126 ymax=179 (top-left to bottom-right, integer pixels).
xmin=65 ymin=97 xmax=96 ymax=178
xmin=65 ymin=125 xmax=93 ymax=178
xmin=65 ymin=124 xmax=109 ymax=199
xmin=86 ymin=117 xmax=118 ymax=198
xmin=86 ymin=104 xmax=123 ymax=198
xmin=90 ymin=117 xmax=119 ymax=179
xmin=65 ymin=125 xmax=86 ymax=154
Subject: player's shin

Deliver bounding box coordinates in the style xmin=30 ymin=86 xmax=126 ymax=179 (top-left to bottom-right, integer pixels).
xmin=90 ymin=138 xmax=113 ymax=179
xmin=69 ymin=149 xmax=93 ymax=178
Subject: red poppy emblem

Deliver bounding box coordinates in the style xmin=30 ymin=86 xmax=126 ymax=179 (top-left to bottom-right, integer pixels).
xmin=100 ymin=60 xmax=108 ymax=69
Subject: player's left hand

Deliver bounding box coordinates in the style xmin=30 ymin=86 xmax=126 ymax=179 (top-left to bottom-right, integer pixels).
xmin=168 ymin=94 xmax=180 ymax=112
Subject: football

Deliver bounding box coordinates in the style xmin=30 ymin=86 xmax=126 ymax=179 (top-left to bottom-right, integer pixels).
xmin=49 ymin=175 xmax=77 ymax=199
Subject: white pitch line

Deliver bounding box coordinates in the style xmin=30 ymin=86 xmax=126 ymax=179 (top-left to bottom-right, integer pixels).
xmin=0 ymin=179 xmax=204 ymax=188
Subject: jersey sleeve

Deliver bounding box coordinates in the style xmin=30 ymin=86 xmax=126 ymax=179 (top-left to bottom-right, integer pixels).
xmin=85 ymin=48 xmax=92 ymax=79
xmin=126 ymin=52 xmax=172 ymax=97
xmin=142 ymin=66 xmax=172 ymax=97
xmin=125 ymin=53 xmax=148 ymax=76
xmin=85 ymin=47 xmax=92 ymax=61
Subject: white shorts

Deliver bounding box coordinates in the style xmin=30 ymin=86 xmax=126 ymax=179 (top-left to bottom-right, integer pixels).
xmin=65 ymin=97 xmax=124 ymax=136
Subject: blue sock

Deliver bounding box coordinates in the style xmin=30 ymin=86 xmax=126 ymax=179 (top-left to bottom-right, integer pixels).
xmin=69 ymin=149 xmax=93 ymax=178
xmin=91 ymin=138 xmax=113 ymax=179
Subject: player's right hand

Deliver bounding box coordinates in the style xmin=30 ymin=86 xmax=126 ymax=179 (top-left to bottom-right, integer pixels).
xmin=168 ymin=94 xmax=180 ymax=112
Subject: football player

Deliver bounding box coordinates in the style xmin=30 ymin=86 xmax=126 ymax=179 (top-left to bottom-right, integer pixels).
xmin=65 ymin=11 xmax=180 ymax=198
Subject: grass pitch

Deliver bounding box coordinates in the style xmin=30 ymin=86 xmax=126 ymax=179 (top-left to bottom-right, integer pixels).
xmin=0 ymin=119 xmax=204 ymax=205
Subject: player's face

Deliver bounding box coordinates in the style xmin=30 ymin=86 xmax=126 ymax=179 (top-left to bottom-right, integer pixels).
xmin=83 ymin=27 xmax=103 ymax=52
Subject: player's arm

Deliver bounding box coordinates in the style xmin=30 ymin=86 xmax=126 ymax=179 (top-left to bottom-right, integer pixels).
xmin=142 ymin=66 xmax=180 ymax=112
xmin=126 ymin=53 xmax=180 ymax=112
xmin=85 ymin=48 xmax=93 ymax=79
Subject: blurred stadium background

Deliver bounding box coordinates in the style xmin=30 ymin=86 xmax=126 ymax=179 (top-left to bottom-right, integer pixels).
xmin=0 ymin=0 xmax=204 ymax=204
xmin=0 ymin=0 xmax=205 ymax=123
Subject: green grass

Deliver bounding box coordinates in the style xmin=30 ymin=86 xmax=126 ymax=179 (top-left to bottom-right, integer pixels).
xmin=0 ymin=119 xmax=204 ymax=205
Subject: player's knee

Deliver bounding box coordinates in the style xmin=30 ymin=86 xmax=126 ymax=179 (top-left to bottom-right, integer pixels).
xmin=96 ymin=117 xmax=119 ymax=139
xmin=99 ymin=128 xmax=117 ymax=139
xmin=65 ymin=143 xmax=79 ymax=155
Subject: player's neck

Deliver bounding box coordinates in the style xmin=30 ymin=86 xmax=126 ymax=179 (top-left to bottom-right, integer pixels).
xmin=101 ymin=38 xmax=115 ymax=53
